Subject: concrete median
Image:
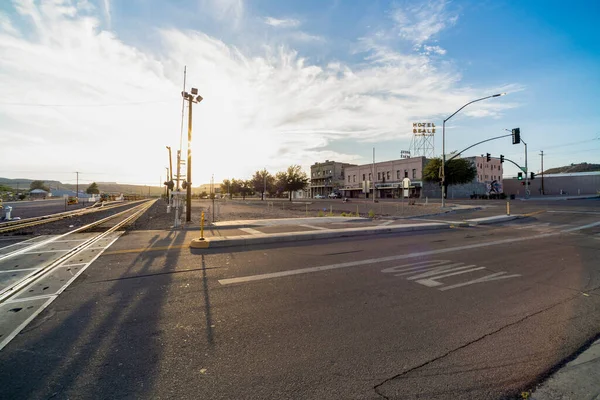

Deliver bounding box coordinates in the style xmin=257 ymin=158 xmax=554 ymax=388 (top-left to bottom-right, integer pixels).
xmin=190 ymin=222 xmax=450 ymax=249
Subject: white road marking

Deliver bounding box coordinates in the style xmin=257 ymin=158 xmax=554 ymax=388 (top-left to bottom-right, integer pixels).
xmin=379 ymin=220 xmax=395 ymax=226
xmin=548 ymin=211 xmax=600 ymax=215
xmin=240 ymin=227 xmax=263 ymax=235
xmin=299 ymin=224 xmax=329 ymax=230
xmin=219 ymin=231 xmax=559 ymax=285
xmin=562 ymin=221 xmax=600 ymax=232
xmin=439 ymin=272 xmax=521 ymax=291
xmin=415 ymin=268 xmax=486 ymax=287
xmin=0 ymin=268 xmax=40 ymax=274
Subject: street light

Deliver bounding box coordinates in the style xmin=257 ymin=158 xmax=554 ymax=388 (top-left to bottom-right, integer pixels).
xmin=181 ymin=88 xmax=203 ymax=222
xmin=441 ymin=93 xmax=506 ymax=207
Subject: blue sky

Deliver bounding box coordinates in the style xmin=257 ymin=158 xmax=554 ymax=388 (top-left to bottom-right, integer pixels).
xmin=0 ymin=0 xmax=598 ymax=186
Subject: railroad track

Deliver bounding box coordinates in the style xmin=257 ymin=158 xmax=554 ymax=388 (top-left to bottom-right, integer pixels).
xmin=0 ymin=199 xmax=155 ymax=350
xmin=0 ymin=199 xmax=149 ymax=234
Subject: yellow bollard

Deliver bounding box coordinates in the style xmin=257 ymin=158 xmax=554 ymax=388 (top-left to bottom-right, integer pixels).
xmin=201 ymin=211 xmax=205 ymax=239
xmin=506 ymin=201 xmax=510 ymax=216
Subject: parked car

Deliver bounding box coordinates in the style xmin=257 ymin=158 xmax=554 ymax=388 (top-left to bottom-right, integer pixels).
xmin=328 ymin=192 xmax=342 ymax=199
xmin=314 ymin=194 xmax=325 ymax=199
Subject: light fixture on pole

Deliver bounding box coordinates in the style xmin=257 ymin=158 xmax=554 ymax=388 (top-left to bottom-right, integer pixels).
xmin=441 ymin=93 xmax=506 ymax=207
xmin=181 ymin=88 xmax=203 ymax=222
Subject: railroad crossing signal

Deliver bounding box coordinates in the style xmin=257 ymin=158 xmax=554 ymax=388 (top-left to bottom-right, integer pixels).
xmin=182 ymin=180 xmax=188 ymax=190
xmin=512 ymin=128 xmax=521 ymax=144
xmin=164 ymin=180 xmax=174 ymax=190
xmin=486 ymin=153 xmax=491 ymax=162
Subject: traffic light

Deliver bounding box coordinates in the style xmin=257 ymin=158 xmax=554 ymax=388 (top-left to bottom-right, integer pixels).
xmin=500 ymin=155 xmax=504 ymax=163
xmin=517 ymin=172 xmax=523 ymax=180
xmin=521 ymin=181 xmax=526 ymax=186
xmin=512 ymin=128 xmax=521 ymax=144
xmin=486 ymin=153 xmax=491 ymax=162
xmin=164 ymin=180 xmax=174 ymax=190
xmin=530 ymin=172 xmax=535 ymax=180
xmin=182 ymin=180 xmax=188 ymax=190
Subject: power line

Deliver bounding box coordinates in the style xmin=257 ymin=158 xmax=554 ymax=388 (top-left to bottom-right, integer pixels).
xmin=0 ymin=100 xmax=170 ymax=107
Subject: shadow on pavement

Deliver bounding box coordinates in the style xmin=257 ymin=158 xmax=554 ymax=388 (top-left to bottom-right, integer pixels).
xmin=0 ymin=230 xmax=190 ymax=400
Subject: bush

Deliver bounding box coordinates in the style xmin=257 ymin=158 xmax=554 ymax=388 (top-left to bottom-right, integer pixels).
xmin=368 ymin=209 xmax=375 ymax=218
xmin=341 ymin=212 xmax=347 ymax=217
xmin=317 ymin=210 xmax=324 ymax=217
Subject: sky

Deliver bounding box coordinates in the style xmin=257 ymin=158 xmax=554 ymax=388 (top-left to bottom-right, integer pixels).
xmin=0 ymin=0 xmax=599 ymax=187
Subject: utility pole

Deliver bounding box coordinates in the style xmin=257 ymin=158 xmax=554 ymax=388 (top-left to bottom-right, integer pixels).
xmin=263 ymin=169 xmax=267 ymax=200
xmin=540 ymin=150 xmax=545 ymax=195
xmin=372 ymin=147 xmax=375 ymax=203
xmin=182 ymin=87 xmax=203 ymax=223
xmin=75 ymin=172 xmax=79 ymax=199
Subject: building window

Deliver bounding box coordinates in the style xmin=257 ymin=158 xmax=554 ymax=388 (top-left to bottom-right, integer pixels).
xmin=378 ymin=172 xmax=381 ymax=180
xmin=387 ymin=171 xmax=390 ymax=180
xmin=368 ymin=173 xmax=372 ymax=181
xmin=396 ymin=170 xmax=400 ymax=179
xmin=362 ymin=174 xmax=365 ymax=181
xmin=404 ymin=170 xmax=408 ymax=178
xmin=412 ymin=169 xmax=416 ymax=179
xmin=348 ymin=175 xmax=351 ymax=183
xmin=353 ymin=175 xmax=356 ymax=182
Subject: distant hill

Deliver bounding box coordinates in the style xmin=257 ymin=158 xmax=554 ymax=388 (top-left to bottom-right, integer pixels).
xmin=0 ymin=177 xmax=206 ymax=196
xmin=544 ymin=162 xmax=600 ymax=174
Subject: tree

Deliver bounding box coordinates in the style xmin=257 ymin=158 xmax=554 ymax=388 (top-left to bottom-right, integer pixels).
xmin=200 ymin=191 xmax=208 ymax=198
xmin=86 ymin=182 xmax=100 ymax=194
xmin=29 ymin=180 xmax=49 ymax=192
xmin=251 ymin=169 xmax=275 ymax=200
xmin=220 ymin=179 xmax=232 ymax=198
xmin=277 ymin=165 xmax=309 ymax=201
xmin=230 ymin=179 xmax=242 ymax=197
xmin=423 ymin=157 xmax=477 ymax=197
xmin=239 ymin=180 xmax=254 ymax=200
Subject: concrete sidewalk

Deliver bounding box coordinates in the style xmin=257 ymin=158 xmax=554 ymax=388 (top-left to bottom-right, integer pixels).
xmin=531 ymin=338 xmax=600 ymax=399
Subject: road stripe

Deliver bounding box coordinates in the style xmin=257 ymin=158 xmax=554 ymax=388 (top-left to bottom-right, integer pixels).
xmin=523 ymin=210 xmax=546 ymax=217
xmin=0 ymin=237 xmax=38 ymax=251
xmin=240 ymin=228 xmax=263 ymax=235
xmin=439 ymin=272 xmax=521 ymax=291
xmin=379 ymin=220 xmax=395 ymax=226
xmin=562 ymin=221 xmax=600 ymax=232
xmin=218 ymin=231 xmax=561 ymax=285
xmin=0 ymin=267 xmax=40 ymax=274
xmin=414 ymin=267 xmax=486 ymax=287
xmin=0 ymin=297 xmax=55 ymax=351
xmin=548 ymin=211 xmax=600 ymax=215
xmin=299 ymin=224 xmax=329 ymax=230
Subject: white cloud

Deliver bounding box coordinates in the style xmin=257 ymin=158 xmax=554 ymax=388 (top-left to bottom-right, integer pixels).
xmin=0 ymin=1 xmax=520 ymax=185
xmin=201 ymin=0 xmax=244 ymax=29
xmin=290 ymin=31 xmax=324 ymax=43
xmin=264 ymin=17 xmax=300 ymax=28
xmin=0 ymin=12 xmax=19 ymax=35
xmin=102 ymin=0 xmax=110 ymax=28
xmin=392 ymin=0 xmax=458 ymax=45
xmin=422 ymin=44 xmax=446 ymax=55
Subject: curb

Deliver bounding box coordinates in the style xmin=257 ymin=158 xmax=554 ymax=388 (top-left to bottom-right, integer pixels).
xmin=190 ymin=222 xmax=450 ymax=249
xmin=464 ymin=215 xmax=520 ymax=225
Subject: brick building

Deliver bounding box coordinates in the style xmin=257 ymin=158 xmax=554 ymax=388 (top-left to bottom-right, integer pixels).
xmin=310 ymin=160 xmax=356 ymax=198
xmin=340 ymin=157 xmax=427 ymax=199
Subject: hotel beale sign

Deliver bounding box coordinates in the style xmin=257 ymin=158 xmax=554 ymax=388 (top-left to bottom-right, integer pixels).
xmin=412 ymin=122 xmax=436 ymax=135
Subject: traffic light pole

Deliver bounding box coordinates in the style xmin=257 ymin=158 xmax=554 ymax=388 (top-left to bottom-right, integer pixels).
xmin=445 ymin=134 xmax=512 ymax=164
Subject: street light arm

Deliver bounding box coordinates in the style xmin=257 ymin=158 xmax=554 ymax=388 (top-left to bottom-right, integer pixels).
xmin=446 ymin=133 xmax=512 ymax=163
xmin=444 ymin=94 xmax=504 ymax=123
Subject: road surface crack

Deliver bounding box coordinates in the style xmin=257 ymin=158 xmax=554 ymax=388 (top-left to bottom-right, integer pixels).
xmin=372 ymin=293 xmax=581 ymax=399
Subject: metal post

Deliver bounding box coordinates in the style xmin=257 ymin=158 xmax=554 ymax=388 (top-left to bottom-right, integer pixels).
xmin=540 ymin=150 xmax=545 ymax=195
xmin=524 ymin=140 xmax=529 ymax=198
xmin=76 ymin=171 xmax=79 ymax=201
xmin=442 ymin=120 xmax=446 ymax=207
xmin=263 ymin=171 xmax=267 ymax=201
xmin=200 ymin=211 xmax=205 ymax=239
xmin=186 ymin=96 xmax=193 ymax=222
xmin=506 ymin=201 xmax=510 ymax=215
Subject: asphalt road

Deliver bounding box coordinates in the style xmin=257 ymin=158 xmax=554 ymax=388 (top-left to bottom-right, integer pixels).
xmin=1 ymin=199 xmax=90 ymax=219
xmin=0 ymin=200 xmax=598 ymax=399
